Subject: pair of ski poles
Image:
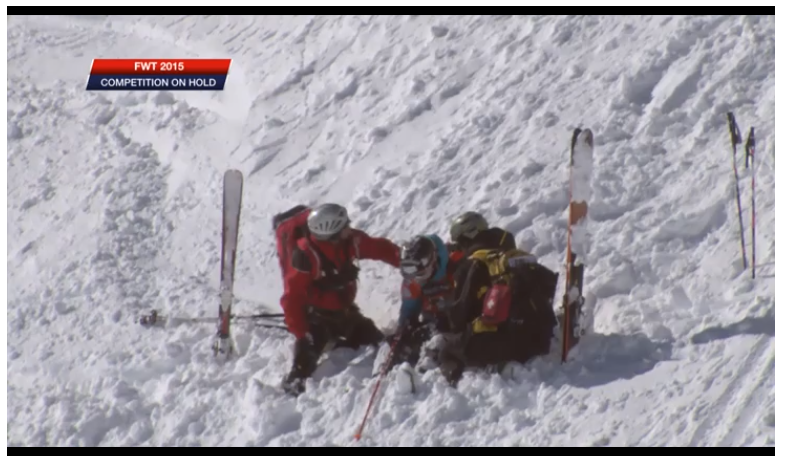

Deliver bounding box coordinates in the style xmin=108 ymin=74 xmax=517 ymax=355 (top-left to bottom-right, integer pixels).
xmin=726 ymin=112 xmax=756 ymax=279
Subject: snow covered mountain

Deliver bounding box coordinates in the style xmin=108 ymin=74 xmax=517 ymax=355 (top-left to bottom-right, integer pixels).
xmin=7 ymin=15 xmax=775 ymax=447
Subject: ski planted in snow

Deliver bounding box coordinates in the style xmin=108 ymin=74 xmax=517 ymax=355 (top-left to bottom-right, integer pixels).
xmin=213 ymin=169 xmax=244 ymax=357
xmin=561 ymin=128 xmax=594 ymax=363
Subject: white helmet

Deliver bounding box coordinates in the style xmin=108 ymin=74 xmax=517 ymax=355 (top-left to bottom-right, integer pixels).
xmin=307 ymin=203 xmax=350 ymax=240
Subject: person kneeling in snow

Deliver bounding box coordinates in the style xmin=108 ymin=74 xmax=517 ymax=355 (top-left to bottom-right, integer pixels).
xmin=386 ymin=234 xmax=463 ymax=372
xmin=273 ymin=203 xmax=400 ymax=396
xmin=438 ymin=211 xmax=560 ymax=386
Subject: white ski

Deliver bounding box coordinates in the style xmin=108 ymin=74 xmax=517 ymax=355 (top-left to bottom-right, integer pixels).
xmin=213 ymin=169 xmax=243 ymax=358
xmin=561 ymin=128 xmax=593 ymax=362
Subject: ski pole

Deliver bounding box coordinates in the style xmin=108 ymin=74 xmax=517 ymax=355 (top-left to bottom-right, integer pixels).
xmin=244 ymin=313 xmax=285 ymax=320
xmin=354 ymin=327 xmax=405 ymax=441
xmin=746 ymin=127 xmax=756 ymax=279
xmin=726 ymin=112 xmax=748 ymax=270
xmin=138 ymin=310 xmax=286 ymax=329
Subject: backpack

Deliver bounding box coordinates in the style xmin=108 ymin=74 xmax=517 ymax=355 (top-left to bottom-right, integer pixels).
xmin=468 ymin=249 xmax=559 ymax=327
xmin=272 ymin=205 xmax=360 ymax=296
xmin=272 ymin=205 xmax=311 ymax=279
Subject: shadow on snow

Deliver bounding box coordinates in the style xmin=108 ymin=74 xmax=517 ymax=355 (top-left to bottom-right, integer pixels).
xmin=690 ymin=308 xmax=774 ymax=345
xmin=517 ymin=331 xmax=675 ymax=390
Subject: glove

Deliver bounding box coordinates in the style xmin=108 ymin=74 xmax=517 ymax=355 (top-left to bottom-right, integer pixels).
xmin=471 ymin=317 xmax=497 ymax=334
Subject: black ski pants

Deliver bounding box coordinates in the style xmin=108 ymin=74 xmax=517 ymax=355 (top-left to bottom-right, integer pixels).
xmin=288 ymin=305 xmax=384 ymax=382
xmin=439 ymin=319 xmax=554 ymax=386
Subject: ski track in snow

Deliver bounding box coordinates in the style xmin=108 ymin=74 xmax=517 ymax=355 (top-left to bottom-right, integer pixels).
xmin=7 ymin=15 xmax=775 ymax=447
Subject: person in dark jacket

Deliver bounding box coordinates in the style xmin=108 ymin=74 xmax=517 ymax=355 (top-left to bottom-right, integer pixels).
xmin=439 ymin=211 xmax=558 ymax=386
xmin=277 ymin=203 xmax=400 ymax=396
xmin=448 ymin=211 xmax=517 ymax=254
xmin=445 ymin=211 xmax=518 ymax=332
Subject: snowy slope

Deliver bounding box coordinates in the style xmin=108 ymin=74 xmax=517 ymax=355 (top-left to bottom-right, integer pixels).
xmin=7 ymin=15 xmax=775 ymax=447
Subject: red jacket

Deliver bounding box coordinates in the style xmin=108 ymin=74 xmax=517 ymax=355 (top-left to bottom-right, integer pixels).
xmin=280 ymin=229 xmax=400 ymax=339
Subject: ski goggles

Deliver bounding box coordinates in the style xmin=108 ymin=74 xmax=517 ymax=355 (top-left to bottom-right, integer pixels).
xmin=401 ymin=257 xmax=435 ymax=281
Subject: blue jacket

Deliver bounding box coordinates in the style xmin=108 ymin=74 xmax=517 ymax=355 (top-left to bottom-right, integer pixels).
xmin=398 ymin=234 xmax=453 ymax=327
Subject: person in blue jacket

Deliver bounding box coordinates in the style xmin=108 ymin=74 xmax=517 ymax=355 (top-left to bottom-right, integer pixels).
xmin=391 ymin=234 xmax=463 ymax=369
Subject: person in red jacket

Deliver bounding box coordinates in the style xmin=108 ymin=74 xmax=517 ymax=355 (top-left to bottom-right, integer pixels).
xmin=275 ymin=203 xmax=400 ymax=396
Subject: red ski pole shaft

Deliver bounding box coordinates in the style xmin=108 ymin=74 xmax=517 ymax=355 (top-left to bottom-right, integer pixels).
xmin=354 ymin=329 xmax=404 ymax=441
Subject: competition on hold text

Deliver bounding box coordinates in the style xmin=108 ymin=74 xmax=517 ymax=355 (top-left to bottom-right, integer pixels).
xmin=98 ymin=77 xmax=218 ymax=88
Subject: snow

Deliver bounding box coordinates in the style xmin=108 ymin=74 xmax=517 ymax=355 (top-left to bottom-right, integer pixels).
xmin=6 ymin=14 xmax=775 ymax=447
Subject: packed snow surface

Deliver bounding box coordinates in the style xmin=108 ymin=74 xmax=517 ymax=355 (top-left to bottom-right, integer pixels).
xmin=7 ymin=15 xmax=775 ymax=447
